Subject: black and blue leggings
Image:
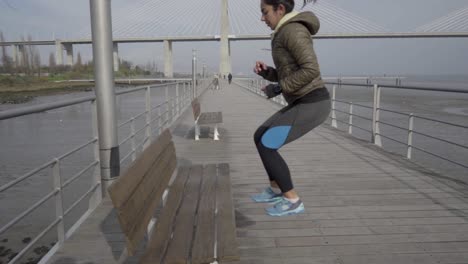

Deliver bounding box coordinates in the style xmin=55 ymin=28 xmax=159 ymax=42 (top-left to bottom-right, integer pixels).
xmin=254 ymin=92 xmax=331 ymax=193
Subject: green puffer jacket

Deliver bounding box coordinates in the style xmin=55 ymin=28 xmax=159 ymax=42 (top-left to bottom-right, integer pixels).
xmin=261 ymin=11 xmax=324 ymax=104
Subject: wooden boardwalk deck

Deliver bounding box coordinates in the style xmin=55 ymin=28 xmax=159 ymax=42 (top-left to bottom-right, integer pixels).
xmin=49 ymin=80 xmax=468 ymax=264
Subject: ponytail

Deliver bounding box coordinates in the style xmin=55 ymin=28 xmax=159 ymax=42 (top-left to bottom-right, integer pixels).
xmin=302 ymin=0 xmax=317 ymax=8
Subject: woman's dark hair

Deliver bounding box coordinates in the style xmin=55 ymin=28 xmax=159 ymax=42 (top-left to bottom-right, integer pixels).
xmin=263 ymin=0 xmax=317 ymax=13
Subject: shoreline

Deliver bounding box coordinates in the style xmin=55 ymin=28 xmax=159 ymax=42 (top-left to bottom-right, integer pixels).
xmin=0 ymin=83 xmax=94 ymax=104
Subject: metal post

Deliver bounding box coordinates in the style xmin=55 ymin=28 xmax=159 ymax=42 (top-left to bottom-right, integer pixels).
xmin=331 ymin=85 xmax=337 ymax=128
xmin=407 ymin=113 xmax=414 ymax=159
xmin=145 ymin=86 xmax=151 ymax=147
xmin=176 ymin=83 xmax=180 ymax=117
xmin=219 ymin=0 xmax=231 ymax=75
xmin=192 ymin=49 xmax=197 ymax=98
xmin=131 ymin=117 xmax=136 ymax=161
xmin=348 ymin=102 xmax=353 ymax=134
xmin=372 ymin=84 xmax=382 ymax=147
xmin=53 ymin=159 xmax=65 ymax=246
xmin=90 ymin=0 xmax=120 ymax=192
xmin=158 ymin=105 xmax=162 ymax=135
xmin=165 ymin=86 xmax=169 ymax=127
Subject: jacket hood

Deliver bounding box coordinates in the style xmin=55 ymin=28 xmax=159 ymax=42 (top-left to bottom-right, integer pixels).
xmin=283 ymin=11 xmax=320 ymax=35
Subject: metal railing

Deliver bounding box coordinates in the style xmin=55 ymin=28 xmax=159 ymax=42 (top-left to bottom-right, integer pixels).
xmin=237 ymin=78 xmax=468 ymax=174
xmin=0 ymin=78 xmax=212 ymax=264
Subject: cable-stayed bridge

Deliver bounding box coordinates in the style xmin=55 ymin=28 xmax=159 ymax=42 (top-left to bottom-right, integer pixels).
xmin=1 ymin=0 xmax=468 ymax=75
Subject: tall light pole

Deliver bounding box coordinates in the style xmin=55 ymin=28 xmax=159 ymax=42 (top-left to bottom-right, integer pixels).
xmin=90 ymin=0 xmax=120 ymax=193
xmin=192 ymin=49 xmax=197 ymax=98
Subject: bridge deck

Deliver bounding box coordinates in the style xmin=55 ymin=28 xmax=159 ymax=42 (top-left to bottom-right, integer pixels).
xmin=50 ymin=80 xmax=468 ymax=264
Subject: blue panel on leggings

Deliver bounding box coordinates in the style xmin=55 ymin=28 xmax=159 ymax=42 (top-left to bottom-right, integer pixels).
xmin=261 ymin=126 xmax=291 ymax=149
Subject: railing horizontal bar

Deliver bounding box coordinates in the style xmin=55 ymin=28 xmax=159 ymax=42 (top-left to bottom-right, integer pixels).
xmin=334 ymin=109 xmax=351 ymax=115
xmin=8 ymin=218 xmax=61 ymax=264
xmin=133 ymin=110 xmax=148 ymax=121
xmin=62 ymin=161 xmax=99 ymax=189
xmin=325 ymin=81 xmax=468 ymax=93
xmin=0 ymin=95 xmax=95 ymax=121
xmin=134 ymin=123 xmax=149 ymax=136
xmin=150 ymin=115 xmax=161 ymax=125
xmin=351 ymin=124 xmax=372 ymax=133
xmin=379 ymin=107 xmax=409 ymax=116
xmin=326 ymin=82 xmax=371 ymax=88
xmin=120 ymin=150 xmax=134 ymax=164
xmin=334 ymin=99 xmax=372 ymax=109
xmin=0 ymin=160 xmax=54 ymax=192
xmin=118 ymin=111 xmax=146 ymax=128
xmin=115 ymin=82 xmax=177 ymax=96
xmin=132 ymin=138 xmax=149 ymax=155
xmin=118 ymin=118 xmax=134 ymax=128
xmin=376 ymin=133 xmax=408 ymax=146
xmin=352 ymin=115 xmax=373 ymax=121
xmin=64 ymin=183 xmax=100 ymax=217
xmin=411 ymin=145 xmax=468 ymax=169
xmin=0 ymin=189 xmax=58 ymax=236
xmin=152 ymin=102 xmax=166 ymax=110
xmin=378 ymin=120 xmax=408 ymax=131
xmin=412 ymin=130 xmax=468 ymax=150
xmin=414 ymin=115 xmax=468 ymax=129
xmin=57 ymin=139 xmax=97 ymax=161
xmin=119 ymin=134 xmax=133 ymax=146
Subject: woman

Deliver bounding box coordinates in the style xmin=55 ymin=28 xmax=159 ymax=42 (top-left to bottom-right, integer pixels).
xmin=252 ymin=0 xmax=331 ymax=216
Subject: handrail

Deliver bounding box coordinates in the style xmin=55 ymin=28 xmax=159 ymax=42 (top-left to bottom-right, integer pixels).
xmin=326 ymin=81 xmax=468 ymax=93
xmin=240 ymin=78 xmax=468 ymax=173
xmin=0 ymin=78 xmax=200 ymax=264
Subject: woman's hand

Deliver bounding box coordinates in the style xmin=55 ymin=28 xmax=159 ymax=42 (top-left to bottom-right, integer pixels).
xmin=254 ymin=61 xmax=268 ymax=74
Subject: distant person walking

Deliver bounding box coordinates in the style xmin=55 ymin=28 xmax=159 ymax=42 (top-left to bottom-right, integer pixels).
xmin=212 ymin=74 xmax=220 ymax=90
xmin=251 ymin=0 xmax=331 ymax=216
xmin=228 ymin=73 xmax=233 ymax=84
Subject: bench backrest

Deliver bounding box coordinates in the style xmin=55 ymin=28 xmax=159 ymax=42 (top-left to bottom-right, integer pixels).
xmin=191 ymin=98 xmax=201 ymax=120
xmin=108 ymin=129 xmax=177 ymax=255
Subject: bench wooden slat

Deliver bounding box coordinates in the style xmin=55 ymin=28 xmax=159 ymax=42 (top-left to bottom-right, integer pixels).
xmin=191 ymin=164 xmax=217 ymax=264
xmin=198 ymin=112 xmax=223 ymax=125
xmin=108 ymin=129 xmax=172 ymax=208
xmin=118 ymin=143 xmax=175 ymax=233
xmin=125 ymin=153 xmax=176 ymax=254
xmin=139 ymin=166 xmax=192 ymax=264
xmin=164 ymin=165 xmax=204 ymax=263
xmin=216 ymin=163 xmax=240 ymax=262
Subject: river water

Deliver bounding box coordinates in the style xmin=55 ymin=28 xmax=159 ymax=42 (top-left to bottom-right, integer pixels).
xmin=0 ymin=84 xmax=181 ymax=263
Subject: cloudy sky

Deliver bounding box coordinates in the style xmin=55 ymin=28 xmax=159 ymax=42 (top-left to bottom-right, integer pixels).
xmin=1 ymin=0 xmax=467 ymax=76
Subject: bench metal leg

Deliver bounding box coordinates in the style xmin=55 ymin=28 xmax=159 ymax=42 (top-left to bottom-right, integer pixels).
xmin=195 ymin=123 xmax=200 ymax=140
xmin=214 ymin=124 xmax=220 ymax=140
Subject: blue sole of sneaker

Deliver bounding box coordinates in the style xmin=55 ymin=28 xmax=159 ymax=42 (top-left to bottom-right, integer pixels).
xmin=251 ymin=196 xmax=282 ymax=203
xmin=266 ymin=206 xmax=305 ymax=217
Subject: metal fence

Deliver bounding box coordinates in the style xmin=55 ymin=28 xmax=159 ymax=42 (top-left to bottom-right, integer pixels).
xmin=0 ymin=78 xmax=212 ymax=264
xmin=236 ymin=78 xmax=468 ymax=177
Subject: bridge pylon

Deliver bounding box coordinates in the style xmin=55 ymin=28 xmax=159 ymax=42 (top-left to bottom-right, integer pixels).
xmin=219 ymin=0 xmax=231 ymax=76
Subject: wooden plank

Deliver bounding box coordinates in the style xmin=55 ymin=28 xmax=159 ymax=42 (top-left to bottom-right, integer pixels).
xmin=126 ymin=156 xmax=177 ymax=255
xmin=139 ymin=166 xmax=191 ymax=264
xmin=118 ymin=143 xmax=176 ymax=234
xmin=164 ymin=165 xmax=204 ymax=263
xmin=108 ymin=129 xmax=172 ymax=208
xmin=191 ymin=164 xmax=217 ymax=264
xmin=216 ymin=163 xmax=239 ymax=262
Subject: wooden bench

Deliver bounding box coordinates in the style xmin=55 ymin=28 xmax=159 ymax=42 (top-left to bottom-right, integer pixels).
xmin=108 ymin=129 xmax=238 ymax=263
xmin=191 ymin=98 xmax=223 ymax=141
